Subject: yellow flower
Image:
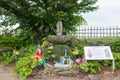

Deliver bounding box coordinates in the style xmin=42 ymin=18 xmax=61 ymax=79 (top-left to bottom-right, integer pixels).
xmin=15 ymin=51 xmax=19 ymax=55
xmin=72 ymin=49 xmax=78 ymax=55
xmin=48 ymin=47 xmax=53 ymax=53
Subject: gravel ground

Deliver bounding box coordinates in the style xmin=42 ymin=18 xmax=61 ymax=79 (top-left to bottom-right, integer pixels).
xmin=0 ymin=64 xmax=120 ymax=80
xmin=0 ymin=64 xmax=19 ymax=80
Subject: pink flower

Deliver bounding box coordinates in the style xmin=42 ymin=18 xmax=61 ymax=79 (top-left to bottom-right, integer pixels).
xmin=76 ymin=59 xmax=83 ymax=64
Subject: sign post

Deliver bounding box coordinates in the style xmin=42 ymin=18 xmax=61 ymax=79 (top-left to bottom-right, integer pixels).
xmin=84 ymin=46 xmax=115 ymax=73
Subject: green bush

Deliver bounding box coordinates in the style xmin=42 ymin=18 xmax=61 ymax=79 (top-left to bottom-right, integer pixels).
xmin=99 ymin=60 xmax=112 ymax=67
xmin=0 ymin=28 xmax=38 ymax=49
xmin=113 ymin=52 xmax=120 ymax=69
xmin=79 ymin=61 xmax=101 ymax=73
xmin=18 ymin=28 xmax=38 ymax=46
xmin=0 ymin=34 xmax=22 ymax=49
xmin=111 ymin=39 xmax=120 ymax=52
xmin=14 ymin=56 xmax=37 ymax=80
xmin=0 ymin=52 xmax=15 ymax=65
xmin=14 ymin=45 xmax=37 ymax=80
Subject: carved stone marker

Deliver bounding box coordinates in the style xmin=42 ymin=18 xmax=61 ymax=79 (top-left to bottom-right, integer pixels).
xmin=56 ymin=20 xmax=62 ymax=35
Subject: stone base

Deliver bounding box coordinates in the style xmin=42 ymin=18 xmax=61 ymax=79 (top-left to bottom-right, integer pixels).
xmin=48 ymin=35 xmax=70 ymax=44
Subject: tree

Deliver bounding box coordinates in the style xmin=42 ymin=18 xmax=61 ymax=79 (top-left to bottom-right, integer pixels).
xmin=0 ymin=0 xmax=98 ymax=42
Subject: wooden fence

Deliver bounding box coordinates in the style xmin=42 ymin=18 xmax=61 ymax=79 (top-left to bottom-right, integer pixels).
xmin=69 ymin=26 xmax=120 ymax=39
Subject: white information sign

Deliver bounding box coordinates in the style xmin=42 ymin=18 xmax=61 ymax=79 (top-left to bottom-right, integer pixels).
xmin=84 ymin=46 xmax=115 ymax=72
xmin=84 ymin=46 xmax=113 ymax=60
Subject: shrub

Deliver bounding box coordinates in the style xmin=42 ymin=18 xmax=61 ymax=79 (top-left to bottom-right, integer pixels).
xmin=113 ymin=52 xmax=120 ymax=69
xmin=0 ymin=52 xmax=15 ymax=65
xmin=111 ymin=39 xmax=120 ymax=52
xmin=99 ymin=60 xmax=112 ymax=67
xmin=14 ymin=45 xmax=37 ymax=80
xmin=14 ymin=56 xmax=37 ymax=80
xmin=79 ymin=61 xmax=101 ymax=73
xmin=0 ymin=35 xmax=22 ymax=49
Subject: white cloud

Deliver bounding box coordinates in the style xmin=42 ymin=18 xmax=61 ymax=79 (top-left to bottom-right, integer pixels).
xmin=82 ymin=0 xmax=120 ymax=26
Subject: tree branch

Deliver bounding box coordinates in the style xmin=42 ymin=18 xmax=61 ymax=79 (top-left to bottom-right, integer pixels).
xmin=17 ymin=0 xmax=30 ymax=9
xmin=0 ymin=0 xmax=30 ymax=18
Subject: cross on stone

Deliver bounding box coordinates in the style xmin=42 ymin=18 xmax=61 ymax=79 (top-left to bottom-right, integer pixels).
xmin=56 ymin=20 xmax=62 ymax=35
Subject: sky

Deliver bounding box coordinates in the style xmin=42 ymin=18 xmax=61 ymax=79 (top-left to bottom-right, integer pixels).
xmin=82 ymin=0 xmax=120 ymax=26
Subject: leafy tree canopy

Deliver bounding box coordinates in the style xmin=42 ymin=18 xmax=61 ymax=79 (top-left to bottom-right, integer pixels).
xmin=0 ymin=0 xmax=98 ymax=41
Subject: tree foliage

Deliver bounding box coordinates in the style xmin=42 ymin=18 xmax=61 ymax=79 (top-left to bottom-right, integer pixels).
xmin=0 ymin=0 xmax=98 ymax=41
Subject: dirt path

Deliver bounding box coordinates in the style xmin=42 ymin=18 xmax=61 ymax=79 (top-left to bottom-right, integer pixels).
xmin=0 ymin=63 xmax=120 ymax=80
xmin=27 ymin=68 xmax=120 ymax=80
xmin=0 ymin=64 xmax=19 ymax=80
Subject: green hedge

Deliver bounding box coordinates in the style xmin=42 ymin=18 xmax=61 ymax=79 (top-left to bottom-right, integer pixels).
xmin=111 ymin=39 xmax=120 ymax=52
xmin=0 ymin=35 xmax=22 ymax=49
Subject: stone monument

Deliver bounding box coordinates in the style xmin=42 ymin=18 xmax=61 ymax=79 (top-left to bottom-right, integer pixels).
xmin=48 ymin=20 xmax=70 ymax=43
xmin=56 ymin=20 xmax=63 ymax=35
xmin=47 ymin=20 xmax=71 ymax=59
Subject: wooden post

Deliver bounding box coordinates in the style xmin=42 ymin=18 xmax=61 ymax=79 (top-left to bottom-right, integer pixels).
xmin=112 ymin=59 xmax=115 ymax=73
